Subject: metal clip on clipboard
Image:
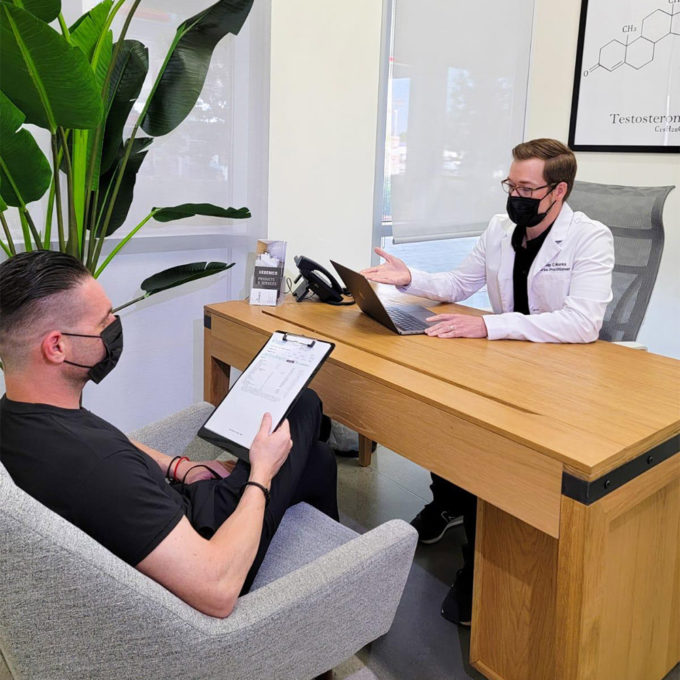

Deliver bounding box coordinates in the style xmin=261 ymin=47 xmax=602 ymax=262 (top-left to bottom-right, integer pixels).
xmin=282 ymin=332 xmax=316 ymax=348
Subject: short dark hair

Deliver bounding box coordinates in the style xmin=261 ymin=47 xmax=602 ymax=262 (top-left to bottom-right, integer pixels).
xmin=511 ymin=138 xmax=577 ymax=200
xmin=0 ymin=251 xmax=91 ymax=367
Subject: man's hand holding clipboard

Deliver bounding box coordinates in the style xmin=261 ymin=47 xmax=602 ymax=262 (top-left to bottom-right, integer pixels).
xmin=246 ymin=412 xmax=293 ymax=489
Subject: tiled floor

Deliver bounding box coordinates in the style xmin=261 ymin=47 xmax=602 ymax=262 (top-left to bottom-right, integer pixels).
xmin=332 ymin=444 xmax=680 ymax=680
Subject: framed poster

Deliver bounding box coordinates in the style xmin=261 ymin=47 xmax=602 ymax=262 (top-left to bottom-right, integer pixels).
xmin=569 ymin=0 xmax=679 ymax=153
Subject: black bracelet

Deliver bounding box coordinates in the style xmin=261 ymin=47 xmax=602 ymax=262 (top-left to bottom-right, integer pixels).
xmin=240 ymin=481 xmax=270 ymax=507
xmin=180 ymin=464 xmax=222 ymax=487
xmin=166 ymin=455 xmax=181 ymax=480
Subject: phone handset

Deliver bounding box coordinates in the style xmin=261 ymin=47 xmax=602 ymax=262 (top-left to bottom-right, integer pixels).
xmin=292 ymin=255 xmax=352 ymax=305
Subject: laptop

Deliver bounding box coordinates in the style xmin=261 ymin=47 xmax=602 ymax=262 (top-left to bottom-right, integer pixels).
xmin=330 ymin=260 xmax=434 ymax=335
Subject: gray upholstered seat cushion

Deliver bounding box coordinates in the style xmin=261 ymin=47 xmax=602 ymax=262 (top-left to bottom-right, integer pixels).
xmin=252 ymin=502 xmax=357 ymax=589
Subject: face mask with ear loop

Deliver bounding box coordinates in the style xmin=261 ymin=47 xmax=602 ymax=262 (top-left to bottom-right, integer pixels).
xmin=506 ymin=185 xmax=557 ymax=228
xmin=62 ymin=316 xmax=124 ymax=384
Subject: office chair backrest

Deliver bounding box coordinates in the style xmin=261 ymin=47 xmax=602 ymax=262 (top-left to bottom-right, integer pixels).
xmin=567 ymin=181 xmax=674 ymax=342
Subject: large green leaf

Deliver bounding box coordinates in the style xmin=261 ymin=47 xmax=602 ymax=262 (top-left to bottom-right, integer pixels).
xmin=96 ymin=137 xmax=152 ymax=235
xmin=101 ymin=40 xmax=149 ymax=174
xmin=70 ymin=0 xmax=113 ymax=91
xmin=141 ymin=0 xmax=253 ymax=137
xmin=141 ymin=261 xmax=235 ymax=294
xmin=69 ymin=1 xmax=114 ymax=200
xmin=0 ymin=89 xmax=51 ymax=206
xmin=152 ymin=203 xmax=251 ymax=222
xmin=0 ymin=3 xmax=102 ymax=131
xmin=112 ymin=261 xmax=235 ymax=311
xmin=17 ymin=0 xmax=60 ymax=22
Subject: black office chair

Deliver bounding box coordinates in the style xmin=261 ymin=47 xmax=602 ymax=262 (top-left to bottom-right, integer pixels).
xmin=567 ymin=181 xmax=674 ymax=342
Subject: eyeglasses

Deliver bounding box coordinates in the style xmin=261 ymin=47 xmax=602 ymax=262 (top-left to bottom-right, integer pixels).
xmin=500 ymin=179 xmax=555 ymax=198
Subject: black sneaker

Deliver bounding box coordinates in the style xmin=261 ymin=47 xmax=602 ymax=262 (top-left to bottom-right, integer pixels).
xmin=441 ymin=567 xmax=473 ymax=627
xmin=410 ymin=503 xmax=463 ymax=544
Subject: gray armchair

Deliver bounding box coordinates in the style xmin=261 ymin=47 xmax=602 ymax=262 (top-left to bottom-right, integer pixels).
xmin=0 ymin=403 xmax=417 ymax=680
xmin=568 ymin=180 xmax=674 ymax=342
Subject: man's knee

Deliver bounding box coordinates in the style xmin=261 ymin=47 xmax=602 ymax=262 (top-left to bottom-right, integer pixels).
xmin=288 ymin=388 xmax=322 ymax=433
xmin=294 ymin=388 xmax=322 ymax=414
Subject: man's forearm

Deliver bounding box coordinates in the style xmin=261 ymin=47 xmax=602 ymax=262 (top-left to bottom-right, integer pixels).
xmin=206 ymin=485 xmax=268 ymax=609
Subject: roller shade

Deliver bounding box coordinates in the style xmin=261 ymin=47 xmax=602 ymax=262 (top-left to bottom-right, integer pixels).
xmin=387 ymin=0 xmax=534 ymax=243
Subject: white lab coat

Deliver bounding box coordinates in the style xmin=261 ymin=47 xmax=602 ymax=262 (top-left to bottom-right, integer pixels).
xmin=402 ymin=203 xmax=614 ymax=343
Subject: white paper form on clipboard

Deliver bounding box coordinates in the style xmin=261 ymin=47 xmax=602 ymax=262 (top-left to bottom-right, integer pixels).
xmin=198 ymin=331 xmax=334 ymax=459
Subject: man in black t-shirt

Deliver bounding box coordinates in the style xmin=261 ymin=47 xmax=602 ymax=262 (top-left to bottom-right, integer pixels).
xmin=0 ymin=251 xmax=338 ymax=616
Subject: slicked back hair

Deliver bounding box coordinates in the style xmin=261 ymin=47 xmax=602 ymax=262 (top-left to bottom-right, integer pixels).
xmin=512 ymin=138 xmax=577 ymax=200
xmin=0 ymin=251 xmax=91 ymax=369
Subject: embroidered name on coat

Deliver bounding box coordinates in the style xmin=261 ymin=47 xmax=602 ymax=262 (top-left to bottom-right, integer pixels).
xmin=540 ymin=262 xmax=570 ymax=272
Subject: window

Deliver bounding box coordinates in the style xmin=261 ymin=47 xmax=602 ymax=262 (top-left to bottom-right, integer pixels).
xmin=9 ymin=1 xmax=269 ymax=242
xmin=379 ymin=0 xmax=535 ymax=244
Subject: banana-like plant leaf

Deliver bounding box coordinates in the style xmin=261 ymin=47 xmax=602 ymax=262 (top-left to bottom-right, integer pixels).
xmin=18 ymin=0 xmax=61 ymax=22
xmin=141 ymin=0 xmax=253 ymax=137
xmin=69 ymin=1 xmax=114 ymax=194
xmin=112 ymin=261 xmax=235 ymax=312
xmin=152 ymin=203 xmax=251 ymax=222
xmin=70 ymin=1 xmax=112 ymax=57
xmin=101 ymin=40 xmax=149 ymax=174
xmin=0 ymin=192 xmax=7 ymax=212
xmin=70 ymin=0 xmax=113 ymax=91
xmin=0 ymin=4 xmax=103 ymax=131
xmin=0 ymin=89 xmax=51 ymax=206
xmin=96 ymin=137 xmax=152 ymax=235
xmin=141 ymin=261 xmax=235 ymax=295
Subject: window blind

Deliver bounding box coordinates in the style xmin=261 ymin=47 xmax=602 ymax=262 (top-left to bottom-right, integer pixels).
xmin=386 ymin=0 xmax=534 ymax=243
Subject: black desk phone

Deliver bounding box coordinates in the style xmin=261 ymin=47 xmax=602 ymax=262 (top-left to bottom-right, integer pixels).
xmin=292 ymin=256 xmax=351 ymax=305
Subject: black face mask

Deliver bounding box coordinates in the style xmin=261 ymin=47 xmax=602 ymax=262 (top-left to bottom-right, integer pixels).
xmin=62 ymin=316 xmax=124 ymax=384
xmin=506 ymin=188 xmax=556 ymax=228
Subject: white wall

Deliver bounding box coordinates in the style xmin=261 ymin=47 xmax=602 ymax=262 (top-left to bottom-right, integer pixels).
xmin=267 ymin=0 xmax=385 ymax=275
xmin=527 ymin=0 xmax=679 ymax=358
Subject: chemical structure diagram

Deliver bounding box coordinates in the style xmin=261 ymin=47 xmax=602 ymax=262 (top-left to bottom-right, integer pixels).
xmin=583 ymin=2 xmax=679 ymax=76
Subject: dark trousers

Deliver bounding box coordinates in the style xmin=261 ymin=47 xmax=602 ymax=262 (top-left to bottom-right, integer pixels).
xmin=431 ymin=472 xmax=477 ymax=566
xmin=182 ymin=389 xmax=338 ymax=593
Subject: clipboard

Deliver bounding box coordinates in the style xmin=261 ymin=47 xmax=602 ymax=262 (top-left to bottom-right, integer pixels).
xmin=198 ymin=330 xmax=335 ymax=460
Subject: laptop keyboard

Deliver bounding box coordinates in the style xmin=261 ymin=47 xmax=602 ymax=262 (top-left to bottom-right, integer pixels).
xmin=385 ymin=306 xmax=427 ymax=331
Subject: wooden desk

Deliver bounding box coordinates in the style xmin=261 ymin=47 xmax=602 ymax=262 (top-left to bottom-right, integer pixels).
xmin=204 ymin=297 xmax=680 ymax=680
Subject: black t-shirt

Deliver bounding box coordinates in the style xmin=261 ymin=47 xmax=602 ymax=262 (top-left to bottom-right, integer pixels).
xmin=511 ymin=223 xmax=553 ymax=315
xmin=0 ymin=396 xmax=187 ymax=566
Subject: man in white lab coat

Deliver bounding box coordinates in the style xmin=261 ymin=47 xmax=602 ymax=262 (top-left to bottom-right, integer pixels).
xmin=362 ymin=138 xmax=614 ymax=625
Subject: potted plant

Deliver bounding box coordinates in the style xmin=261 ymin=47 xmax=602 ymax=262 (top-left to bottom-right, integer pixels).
xmin=0 ymin=0 xmax=254 ymax=311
